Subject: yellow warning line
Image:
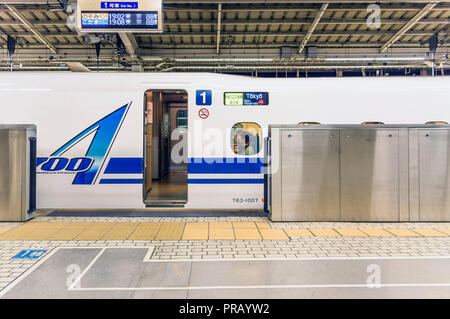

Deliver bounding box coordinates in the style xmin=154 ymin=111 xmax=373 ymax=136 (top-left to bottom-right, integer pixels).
xmin=154 ymin=222 xmax=185 ymax=240
xmin=0 ymin=222 xmax=450 ymax=241
xmin=47 ymin=223 xmax=94 ymax=241
xmin=73 ymin=223 xmax=116 ymax=241
xmin=182 ymin=223 xmax=209 ymax=240
xmin=101 ymin=222 xmax=140 ymax=240
xmin=128 ymin=222 xmax=161 ymax=240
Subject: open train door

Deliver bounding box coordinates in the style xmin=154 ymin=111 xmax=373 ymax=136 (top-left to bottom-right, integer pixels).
xmin=143 ymin=90 xmax=188 ymax=207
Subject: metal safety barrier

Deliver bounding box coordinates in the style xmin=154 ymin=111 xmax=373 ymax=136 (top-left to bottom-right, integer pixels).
xmin=266 ymin=124 xmax=450 ymax=222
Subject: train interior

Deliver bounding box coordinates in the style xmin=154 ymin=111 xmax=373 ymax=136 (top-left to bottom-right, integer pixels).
xmin=143 ymin=90 xmax=188 ymax=206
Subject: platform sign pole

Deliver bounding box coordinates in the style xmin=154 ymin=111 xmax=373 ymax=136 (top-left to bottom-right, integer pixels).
xmin=77 ymin=0 xmax=163 ymax=33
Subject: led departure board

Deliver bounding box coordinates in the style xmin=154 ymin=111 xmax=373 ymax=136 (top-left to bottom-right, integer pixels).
xmin=81 ymin=11 xmax=158 ymax=29
xmin=224 ymin=92 xmax=269 ymax=106
xmin=78 ymin=0 xmax=163 ymax=33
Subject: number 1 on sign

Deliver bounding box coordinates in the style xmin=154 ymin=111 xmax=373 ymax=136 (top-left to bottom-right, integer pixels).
xmin=196 ymin=90 xmax=212 ymax=106
xmin=200 ymin=91 xmax=206 ymax=104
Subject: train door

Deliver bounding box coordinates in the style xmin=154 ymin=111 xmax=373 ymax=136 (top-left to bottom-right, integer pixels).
xmin=143 ymin=90 xmax=188 ymax=206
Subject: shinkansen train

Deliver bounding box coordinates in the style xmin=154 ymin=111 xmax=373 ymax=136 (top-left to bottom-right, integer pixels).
xmin=0 ymin=73 xmax=449 ymax=211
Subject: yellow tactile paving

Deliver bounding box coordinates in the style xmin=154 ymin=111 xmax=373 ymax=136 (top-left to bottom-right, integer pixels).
xmin=0 ymin=228 xmax=32 ymax=240
xmin=128 ymin=222 xmax=161 ymax=240
xmin=232 ymin=222 xmax=257 ymax=229
xmin=74 ymin=223 xmax=116 ymax=240
xmin=259 ymin=229 xmax=289 ymax=240
xmin=182 ymin=222 xmax=209 ymax=240
xmin=209 ymin=222 xmax=233 ymax=229
xmin=360 ymin=228 xmax=394 ymax=237
xmin=0 ymin=222 xmax=83 ymax=240
xmin=436 ymin=228 xmax=450 ymax=235
xmin=284 ymin=228 xmax=314 ymax=237
xmin=409 ymin=228 xmax=448 ymax=237
xmin=386 ymin=228 xmax=422 ymax=237
xmin=255 ymin=222 xmax=271 ymax=229
xmin=234 ymin=228 xmax=262 ymax=240
xmin=0 ymin=221 xmax=449 ymax=241
xmin=209 ymin=228 xmax=235 ymax=240
xmin=47 ymin=223 xmax=93 ymax=240
xmin=154 ymin=222 xmax=185 ymax=240
xmin=335 ymin=228 xmax=368 ymax=237
xmin=309 ymin=228 xmax=341 ymax=237
xmin=16 ymin=222 xmax=68 ymax=240
xmin=19 ymin=229 xmax=62 ymax=240
xmin=101 ymin=222 xmax=140 ymax=240
xmin=0 ymin=222 xmax=58 ymax=236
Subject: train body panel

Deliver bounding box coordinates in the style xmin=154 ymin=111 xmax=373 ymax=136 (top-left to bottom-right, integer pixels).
xmin=0 ymin=73 xmax=449 ymax=210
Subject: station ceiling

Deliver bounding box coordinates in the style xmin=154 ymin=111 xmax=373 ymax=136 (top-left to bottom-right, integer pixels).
xmin=0 ymin=0 xmax=449 ymax=74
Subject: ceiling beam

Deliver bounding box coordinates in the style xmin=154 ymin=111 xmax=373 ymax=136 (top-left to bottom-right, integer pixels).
xmin=5 ymin=4 xmax=56 ymax=53
xmin=0 ymin=18 xmax=445 ymax=29
xmin=118 ymin=32 xmax=138 ymax=58
xmin=5 ymin=46 xmax=448 ymax=62
xmin=65 ymin=62 xmax=91 ymax=72
xmin=3 ymin=3 xmax=450 ymax=12
xmin=380 ymin=3 xmax=437 ymax=53
xmin=0 ymin=0 xmax=446 ymax=3
xmin=7 ymin=30 xmax=445 ymax=38
xmin=216 ymin=3 xmax=222 ymax=54
xmin=168 ymin=18 xmax=450 ymax=25
xmin=299 ymin=3 xmax=328 ymax=54
xmin=14 ymin=41 xmax=446 ymax=50
xmin=1 ymin=18 xmax=449 ymax=27
xmin=162 ymin=0 xmax=448 ymax=3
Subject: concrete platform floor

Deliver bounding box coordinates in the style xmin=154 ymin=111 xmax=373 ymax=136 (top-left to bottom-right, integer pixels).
xmin=1 ymin=247 xmax=450 ymax=299
xmin=1 ymin=216 xmax=450 ymax=298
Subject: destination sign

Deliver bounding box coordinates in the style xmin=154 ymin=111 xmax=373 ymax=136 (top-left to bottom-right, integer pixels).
xmin=81 ymin=11 xmax=158 ymax=29
xmin=224 ymin=92 xmax=269 ymax=106
xmin=77 ymin=0 xmax=163 ymax=33
xmin=101 ymin=2 xmax=138 ymax=9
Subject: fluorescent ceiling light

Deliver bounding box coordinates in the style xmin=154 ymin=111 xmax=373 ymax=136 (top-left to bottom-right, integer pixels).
xmin=325 ymin=57 xmax=426 ymax=62
xmin=174 ymin=58 xmax=273 ymax=62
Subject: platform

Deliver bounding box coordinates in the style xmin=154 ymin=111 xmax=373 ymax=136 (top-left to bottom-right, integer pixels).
xmin=1 ymin=220 xmax=450 ymax=241
xmin=2 ymin=247 xmax=450 ymax=298
xmin=1 ymin=216 xmax=450 ymax=299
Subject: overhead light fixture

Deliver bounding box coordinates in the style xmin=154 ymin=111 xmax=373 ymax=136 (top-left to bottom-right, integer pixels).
xmin=325 ymin=57 xmax=426 ymax=62
xmin=174 ymin=58 xmax=273 ymax=62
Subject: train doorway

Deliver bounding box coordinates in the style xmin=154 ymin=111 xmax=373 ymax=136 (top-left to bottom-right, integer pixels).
xmin=143 ymin=90 xmax=188 ymax=206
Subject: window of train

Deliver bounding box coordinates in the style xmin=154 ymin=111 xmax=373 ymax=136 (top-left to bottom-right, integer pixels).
xmin=176 ymin=110 xmax=188 ymax=128
xmin=231 ymin=123 xmax=262 ymax=155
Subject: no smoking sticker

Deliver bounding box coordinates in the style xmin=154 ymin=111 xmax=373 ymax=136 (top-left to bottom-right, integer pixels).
xmin=198 ymin=108 xmax=209 ymax=119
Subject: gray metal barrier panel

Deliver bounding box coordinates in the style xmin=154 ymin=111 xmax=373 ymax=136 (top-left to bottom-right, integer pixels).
xmin=340 ymin=129 xmax=401 ymax=221
xmin=0 ymin=124 xmax=36 ymax=222
xmin=411 ymin=129 xmax=450 ymax=221
xmin=280 ymin=129 xmax=339 ymax=221
xmin=268 ymin=124 xmax=450 ymax=222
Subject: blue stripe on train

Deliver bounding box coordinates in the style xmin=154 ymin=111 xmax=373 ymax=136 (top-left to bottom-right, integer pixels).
xmin=104 ymin=157 xmax=143 ymax=174
xmin=188 ymin=157 xmax=264 ymax=174
xmin=99 ymin=178 xmax=262 ymax=184
xmin=187 ymin=178 xmax=264 ymax=184
xmin=103 ymin=157 xmax=265 ymax=174
xmin=99 ymin=178 xmax=143 ymax=184
xmin=98 ymin=157 xmax=265 ymax=184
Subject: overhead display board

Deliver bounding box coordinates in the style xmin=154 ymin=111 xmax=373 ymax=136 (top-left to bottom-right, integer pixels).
xmin=224 ymin=92 xmax=269 ymax=106
xmin=77 ymin=0 xmax=163 ymax=33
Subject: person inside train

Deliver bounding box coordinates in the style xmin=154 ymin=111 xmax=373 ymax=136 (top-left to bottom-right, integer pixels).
xmin=233 ymin=130 xmax=255 ymax=155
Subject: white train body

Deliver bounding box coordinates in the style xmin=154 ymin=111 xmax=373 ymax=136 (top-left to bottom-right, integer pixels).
xmin=0 ymin=73 xmax=449 ymax=210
